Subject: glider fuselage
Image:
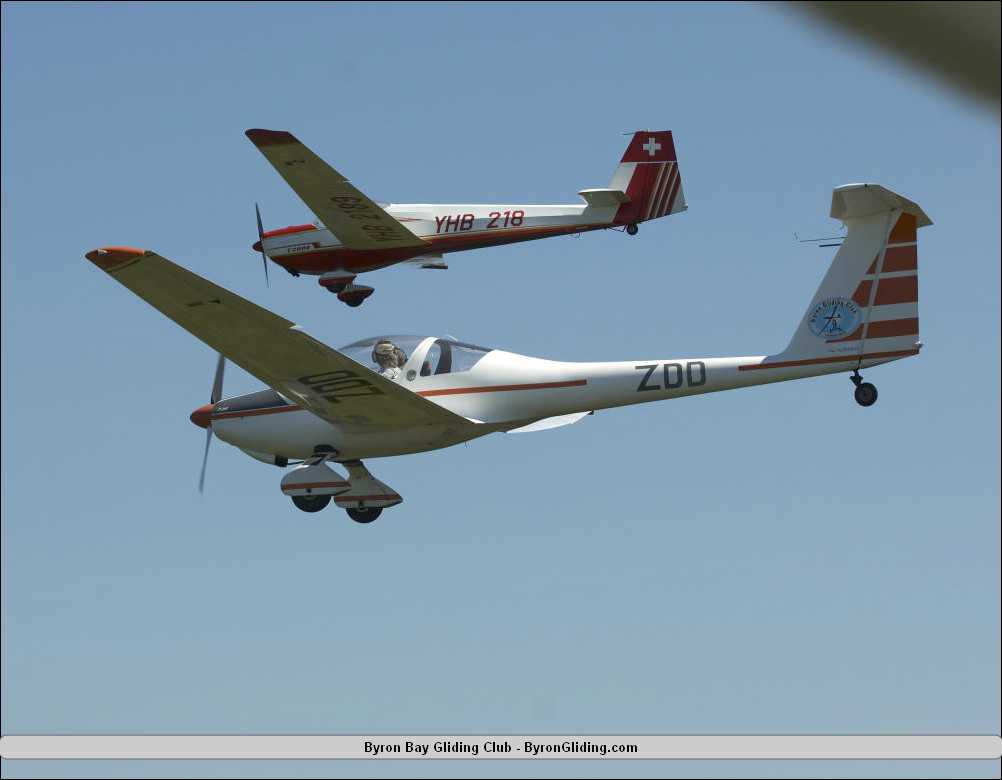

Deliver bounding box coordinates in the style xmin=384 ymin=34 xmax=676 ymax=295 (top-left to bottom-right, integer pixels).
xmin=256 ymin=202 xmax=619 ymax=274
xmin=208 ymin=343 xmax=915 ymax=461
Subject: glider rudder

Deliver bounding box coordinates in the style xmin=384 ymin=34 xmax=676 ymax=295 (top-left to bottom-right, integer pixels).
xmin=776 ymin=183 xmax=931 ymax=368
xmin=609 ymin=130 xmax=687 ymax=225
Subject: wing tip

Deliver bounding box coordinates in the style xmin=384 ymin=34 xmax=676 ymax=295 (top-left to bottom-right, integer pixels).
xmin=245 ymin=128 xmax=297 ymax=146
xmin=85 ymin=246 xmax=147 ymax=272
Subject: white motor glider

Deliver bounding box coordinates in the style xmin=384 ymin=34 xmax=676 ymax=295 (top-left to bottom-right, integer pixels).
xmin=246 ymin=128 xmax=687 ymax=305
xmin=86 ymin=183 xmax=928 ymax=522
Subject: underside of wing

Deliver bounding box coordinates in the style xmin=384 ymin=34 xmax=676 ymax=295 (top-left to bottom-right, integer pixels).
xmin=85 ymin=247 xmax=471 ymax=432
xmin=246 ymin=129 xmax=429 ymax=252
xmin=506 ymin=411 xmax=592 ymax=433
xmin=403 ymin=253 xmax=448 ymax=270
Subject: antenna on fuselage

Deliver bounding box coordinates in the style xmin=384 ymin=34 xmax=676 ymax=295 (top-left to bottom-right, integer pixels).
xmin=794 ymin=231 xmax=844 ymax=248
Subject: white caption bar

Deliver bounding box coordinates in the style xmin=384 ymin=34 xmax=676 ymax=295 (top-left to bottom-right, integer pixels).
xmin=1 ymin=735 xmax=1000 ymax=760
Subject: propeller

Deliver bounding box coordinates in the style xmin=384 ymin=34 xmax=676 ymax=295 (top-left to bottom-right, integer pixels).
xmin=198 ymin=353 xmax=227 ymax=494
xmin=255 ymin=202 xmax=270 ymax=287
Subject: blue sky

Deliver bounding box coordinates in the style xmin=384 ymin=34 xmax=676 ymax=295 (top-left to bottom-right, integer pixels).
xmin=1 ymin=2 xmax=999 ymax=778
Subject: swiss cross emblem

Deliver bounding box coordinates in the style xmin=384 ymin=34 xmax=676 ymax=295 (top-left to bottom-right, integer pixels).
xmin=642 ymin=136 xmax=662 ymax=157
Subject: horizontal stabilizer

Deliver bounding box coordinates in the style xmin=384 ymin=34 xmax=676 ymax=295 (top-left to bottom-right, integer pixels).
xmin=830 ymin=183 xmax=932 ymax=227
xmin=578 ymin=188 xmax=631 ymax=208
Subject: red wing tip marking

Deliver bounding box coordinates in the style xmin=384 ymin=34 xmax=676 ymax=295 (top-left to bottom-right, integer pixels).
xmin=85 ymin=246 xmax=147 ymax=272
xmin=245 ymin=128 xmax=298 ymax=146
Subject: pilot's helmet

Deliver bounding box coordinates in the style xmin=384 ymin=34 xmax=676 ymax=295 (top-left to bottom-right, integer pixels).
xmin=372 ymin=340 xmax=400 ymax=368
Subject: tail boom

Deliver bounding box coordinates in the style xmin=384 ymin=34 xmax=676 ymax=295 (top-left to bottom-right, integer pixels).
xmin=447 ymin=183 xmax=931 ymax=425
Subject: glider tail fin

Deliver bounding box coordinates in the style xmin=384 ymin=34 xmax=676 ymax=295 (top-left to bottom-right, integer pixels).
xmin=608 ymin=130 xmax=686 ymax=224
xmin=778 ymin=183 xmax=931 ymax=366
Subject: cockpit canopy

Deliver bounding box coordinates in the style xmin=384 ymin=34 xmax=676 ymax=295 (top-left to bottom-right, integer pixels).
xmin=339 ymin=335 xmax=493 ymax=377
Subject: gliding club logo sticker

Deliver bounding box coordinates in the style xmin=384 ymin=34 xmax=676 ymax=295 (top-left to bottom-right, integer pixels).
xmin=807 ymin=296 xmax=861 ymax=339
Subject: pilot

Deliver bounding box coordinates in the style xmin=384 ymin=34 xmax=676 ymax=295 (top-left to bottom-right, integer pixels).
xmin=372 ymin=340 xmax=405 ymax=380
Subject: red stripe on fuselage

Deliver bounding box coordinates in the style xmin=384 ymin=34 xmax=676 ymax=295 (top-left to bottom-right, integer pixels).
xmin=212 ymin=405 xmax=301 ymax=421
xmin=210 ymin=378 xmax=588 ymax=419
xmin=738 ymin=348 xmax=919 ymax=371
xmin=417 ymin=379 xmax=587 ymax=397
xmin=264 ymin=223 xmax=608 ymax=274
xmin=262 ymin=224 xmax=317 ymax=239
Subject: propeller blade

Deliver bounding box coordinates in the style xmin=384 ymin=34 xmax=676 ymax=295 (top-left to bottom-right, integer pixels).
xmin=210 ymin=353 xmax=226 ymax=404
xmin=198 ymin=353 xmax=225 ymax=494
xmin=198 ymin=425 xmax=213 ymax=494
xmin=255 ymin=202 xmax=270 ymax=287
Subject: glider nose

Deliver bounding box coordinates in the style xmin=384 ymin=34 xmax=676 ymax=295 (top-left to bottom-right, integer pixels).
xmin=190 ymin=403 xmax=214 ymax=429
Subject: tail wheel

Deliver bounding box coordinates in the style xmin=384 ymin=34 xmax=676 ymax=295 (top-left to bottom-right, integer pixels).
xmin=291 ymin=494 xmax=331 ymax=513
xmin=626 ymin=223 xmax=639 ymax=236
xmin=346 ymin=507 xmax=382 ymax=523
xmin=854 ymin=382 xmax=878 ymax=407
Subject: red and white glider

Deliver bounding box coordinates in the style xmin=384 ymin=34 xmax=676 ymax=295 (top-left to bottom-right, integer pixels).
xmin=246 ymin=129 xmax=687 ymax=305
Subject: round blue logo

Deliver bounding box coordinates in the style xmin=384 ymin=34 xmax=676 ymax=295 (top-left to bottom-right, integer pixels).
xmin=808 ymin=297 xmax=861 ymax=339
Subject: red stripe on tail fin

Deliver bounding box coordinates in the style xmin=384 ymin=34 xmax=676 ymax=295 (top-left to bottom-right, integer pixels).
xmin=610 ymin=131 xmax=685 ymax=225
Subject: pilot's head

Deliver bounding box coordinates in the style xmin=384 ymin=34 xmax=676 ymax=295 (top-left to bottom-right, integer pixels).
xmin=372 ymin=340 xmax=401 ymax=369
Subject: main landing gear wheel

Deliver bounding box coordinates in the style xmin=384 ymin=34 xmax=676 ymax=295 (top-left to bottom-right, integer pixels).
xmin=346 ymin=507 xmax=382 ymax=523
xmin=335 ymin=284 xmax=374 ymax=308
xmin=323 ymin=282 xmax=350 ymax=294
xmin=291 ymin=494 xmax=332 ymax=513
xmin=854 ymin=382 xmax=878 ymax=407
xmin=626 ymin=222 xmax=639 ymax=236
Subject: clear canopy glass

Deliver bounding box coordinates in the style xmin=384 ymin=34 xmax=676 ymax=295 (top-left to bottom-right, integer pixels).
xmin=338 ymin=335 xmax=493 ymax=376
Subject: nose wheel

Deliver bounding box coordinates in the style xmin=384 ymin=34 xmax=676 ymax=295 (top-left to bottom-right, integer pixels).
xmin=626 ymin=222 xmax=639 ymax=236
xmin=317 ymin=274 xmax=374 ymax=307
xmin=291 ymin=494 xmax=332 ymax=512
xmin=346 ymin=507 xmax=383 ymax=523
xmin=283 ymin=457 xmax=401 ymax=521
xmin=851 ymin=371 xmax=878 ymax=407
xmin=337 ymin=284 xmax=374 ymax=307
